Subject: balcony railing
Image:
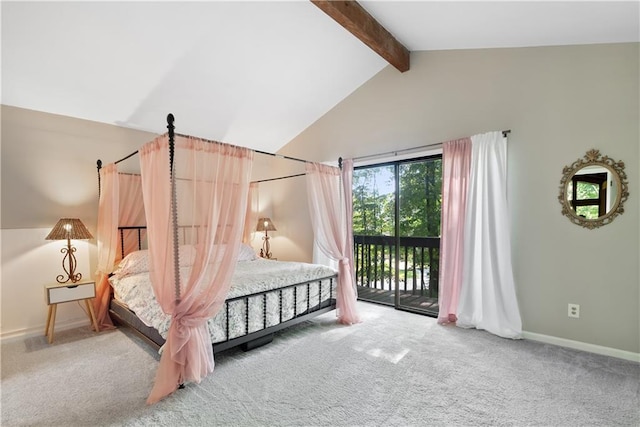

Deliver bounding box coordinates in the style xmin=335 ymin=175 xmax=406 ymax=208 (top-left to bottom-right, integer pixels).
xmin=353 ymin=234 xmax=440 ymax=298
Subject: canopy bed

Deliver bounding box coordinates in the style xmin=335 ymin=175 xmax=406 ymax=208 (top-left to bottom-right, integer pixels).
xmin=94 ymin=114 xmax=359 ymax=404
xmin=107 ymin=228 xmax=338 ymax=353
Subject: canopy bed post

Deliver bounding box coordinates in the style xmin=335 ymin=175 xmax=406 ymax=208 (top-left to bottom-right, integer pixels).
xmin=167 ymin=113 xmax=175 ymax=174
xmin=97 ymin=159 xmax=102 ymax=198
xmin=166 ymin=113 xmax=182 ymax=304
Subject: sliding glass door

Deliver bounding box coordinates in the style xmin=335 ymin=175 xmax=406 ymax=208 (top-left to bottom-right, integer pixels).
xmin=353 ymin=164 xmax=395 ymax=305
xmin=352 ymin=155 xmax=442 ymax=316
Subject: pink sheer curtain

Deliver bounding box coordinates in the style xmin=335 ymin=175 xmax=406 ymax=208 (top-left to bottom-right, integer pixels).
xmin=140 ymin=135 xmax=253 ymax=404
xmin=93 ymin=163 xmax=119 ymax=330
xmin=306 ymin=162 xmax=360 ymax=325
xmin=93 ymin=168 xmax=147 ymax=330
xmin=118 ymin=173 xmax=146 ymax=257
xmin=437 ymin=138 xmax=472 ymax=324
xmin=242 ymin=182 xmax=259 ymax=244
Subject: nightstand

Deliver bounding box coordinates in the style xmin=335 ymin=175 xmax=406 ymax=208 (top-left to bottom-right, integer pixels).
xmin=45 ymin=281 xmax=99 ymax=343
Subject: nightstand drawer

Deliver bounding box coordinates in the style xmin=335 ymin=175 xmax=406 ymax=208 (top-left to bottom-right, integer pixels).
xmin=46 ymin=282 xmax=95 ymax=304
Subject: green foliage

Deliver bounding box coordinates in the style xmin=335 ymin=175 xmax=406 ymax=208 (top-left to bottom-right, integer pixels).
xmin=577 ymin=182 xmax=599 ymax=200
xmin=567 ymin=181 xmax=601 ymax=219
xmin=353 ymin=158 xmax=442 ymax=238
xmin=576 ymin=205 xmax=599 ymax=219
xmin=352 ymin=166 xmax=394 ymax=235
xmin=567 ymin=181 xmax=600 ymax=201
xmin=399 ymin=159 xmax=442 ymax=237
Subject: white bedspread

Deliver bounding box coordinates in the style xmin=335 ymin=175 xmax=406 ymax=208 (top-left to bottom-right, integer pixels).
xmin=110 ymin=258 xmax=337 ymax=344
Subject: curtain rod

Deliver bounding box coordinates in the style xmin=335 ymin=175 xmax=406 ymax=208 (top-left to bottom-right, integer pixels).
xmin=252 ymin=172 xmax=305 ymax=184
xmin=112 ymin=170 xmax=307 ymax=184
xmin=351 ymin=129 xmax=511 ymax=163
xmin=97 ymin=167 xmax=305 ymax=196
xmin=174 ymin=132 xmax=311 ymax=164
xmin=110 ymin=133 xmax=312 ymax=166
xmin=253 ymin=149 xmax=310 ymax=165
xmin=114 ymin=150 xmax=138 ymax=165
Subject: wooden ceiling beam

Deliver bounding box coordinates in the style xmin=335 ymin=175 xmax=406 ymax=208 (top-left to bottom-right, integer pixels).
xmin=311 ymin=0 xmax=410 ymax=72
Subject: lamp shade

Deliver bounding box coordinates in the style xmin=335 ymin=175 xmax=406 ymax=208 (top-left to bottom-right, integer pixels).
xmin=256 ymin=217 xmax=276 ymax=232
xmin=45 ymin=218 xmax=94 ymax=241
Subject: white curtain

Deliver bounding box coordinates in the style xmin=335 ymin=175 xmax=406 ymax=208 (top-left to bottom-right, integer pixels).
xmin=456 ymin=131 xmax=522 ymax=339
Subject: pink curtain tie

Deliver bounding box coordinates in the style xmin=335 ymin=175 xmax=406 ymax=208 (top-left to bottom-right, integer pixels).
xmin=170 ymin=311 xmax=203 ymax=337
xmin=171 ymin=312 xmax=204 ymax=333
xmin=168 ymin=312 xmax=208 ymax=367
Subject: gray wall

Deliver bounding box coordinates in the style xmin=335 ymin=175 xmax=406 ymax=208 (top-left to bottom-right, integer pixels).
xmin=1 ymin=107 xmax=155 ymax=335
xmin=1 ymin=106 xmax=154 ymax=230
xmin=279 ymin=43 xmax=639 ymax=354
xmin=1 ymin=43 xmax=638 ymax=355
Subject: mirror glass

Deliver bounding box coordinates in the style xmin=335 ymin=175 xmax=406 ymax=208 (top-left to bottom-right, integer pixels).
xmin=565 ymin=165 xmax=619 ymax=219
xmin=559 ymin=150 xmax=628 ymax=229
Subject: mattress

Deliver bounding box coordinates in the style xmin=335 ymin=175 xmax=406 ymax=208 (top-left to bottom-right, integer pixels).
xmin=109 ymin=258 xmax=337 ymax=344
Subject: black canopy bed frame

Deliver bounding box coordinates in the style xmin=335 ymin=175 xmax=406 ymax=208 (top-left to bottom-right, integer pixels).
xmin=98 ymin=114 xmax=338 ymax=354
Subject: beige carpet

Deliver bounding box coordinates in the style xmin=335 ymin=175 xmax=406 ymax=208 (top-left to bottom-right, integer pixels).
xmin=1 ymin=301 xmax=638 ymax=426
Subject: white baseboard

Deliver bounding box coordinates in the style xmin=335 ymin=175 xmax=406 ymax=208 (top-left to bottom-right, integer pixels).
xmin=522 ymin=331 xmax=640 ymax=363
xmin=0 ymin=318 xmax=90 ymax=344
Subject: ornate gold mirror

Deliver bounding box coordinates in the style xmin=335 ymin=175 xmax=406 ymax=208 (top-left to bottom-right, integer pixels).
xmin=559 ymin=149 xmax=629 ymax=229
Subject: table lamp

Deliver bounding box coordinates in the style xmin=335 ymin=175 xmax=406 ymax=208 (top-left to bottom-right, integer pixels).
xmin=256 ymin=217 xmax=276 ymax=259
xmin=45 ymin=218 xmax=94 ymax=284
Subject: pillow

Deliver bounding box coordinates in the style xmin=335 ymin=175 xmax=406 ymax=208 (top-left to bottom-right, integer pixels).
xmin=112 ymin=250 xmax=150 ymax=278
xmin=237 ymin=243 xmax=258 ymax=262
xmin=113 ymin=245 xmax=196 ymax=278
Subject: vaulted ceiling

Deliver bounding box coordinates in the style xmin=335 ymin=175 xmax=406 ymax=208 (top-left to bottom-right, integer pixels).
xmin=2 ymin=1 xmax=638 ymax=152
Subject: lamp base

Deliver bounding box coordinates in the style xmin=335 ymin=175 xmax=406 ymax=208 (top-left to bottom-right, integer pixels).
xmin=261 ymin=236 xmax=273 ymax=259
xmin=57 ymin=274 xmax=83 ymax=284
xmin=56 ymin=242 xmax=82 ymax=284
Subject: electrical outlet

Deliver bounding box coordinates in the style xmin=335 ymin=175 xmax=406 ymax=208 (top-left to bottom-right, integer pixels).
xmin=568 ymin=303 xmax=580 ymax=318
